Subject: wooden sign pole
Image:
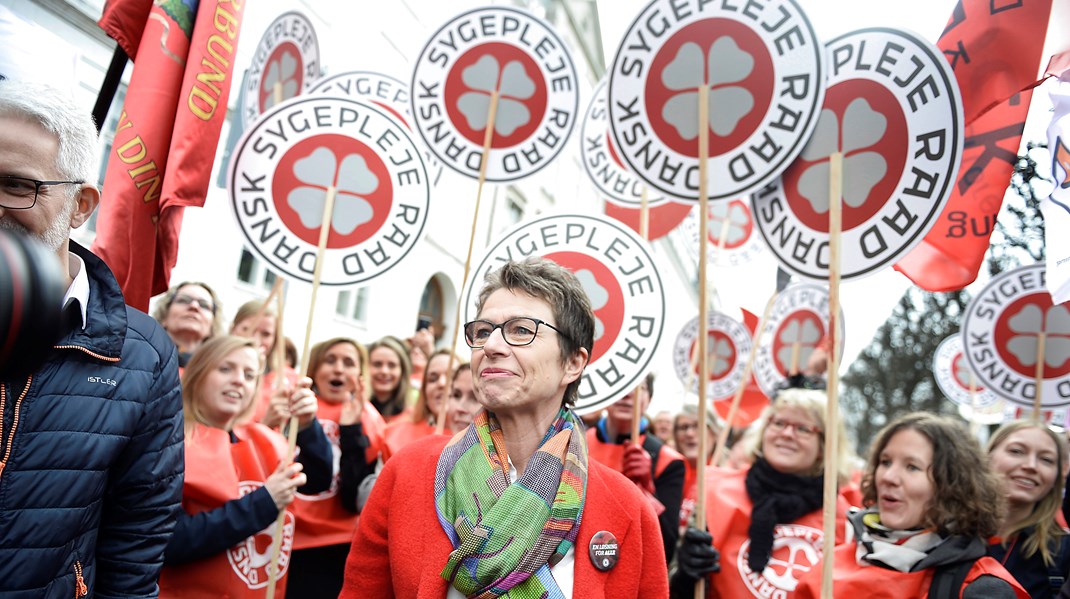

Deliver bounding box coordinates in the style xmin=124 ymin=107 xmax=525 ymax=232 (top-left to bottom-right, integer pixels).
xmin=632 ymin=186 xmax=651 ymax=443
xmin=265 ymin=185 xmax=338 ymax=598
xmin=1033 ymin=332 xmax=1046 ymax=422
xmin=437 ymin=90 xmax=501 ymax=434
xmin=694 ymin=82 xmax=710 ymax=599
xmin=820 ymin=152 xmax=844 ymax=599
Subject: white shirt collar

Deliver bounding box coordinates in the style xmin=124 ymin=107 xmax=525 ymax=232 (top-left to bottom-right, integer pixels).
xmin=62 ymin=250 xmax=89 ymax=329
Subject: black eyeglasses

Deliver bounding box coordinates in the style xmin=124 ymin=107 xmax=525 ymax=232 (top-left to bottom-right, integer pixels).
xmin=172 ymin=294 xmax=215 ymax=312
xmin=463 ymin=317 xmax=570 ymax=349
xmin=0 ymin=175 xmax=84 ymax=209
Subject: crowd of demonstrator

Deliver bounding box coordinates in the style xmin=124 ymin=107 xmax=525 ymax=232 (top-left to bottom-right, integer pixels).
xmin=6 ymin=80 xmax=1070 ymax=599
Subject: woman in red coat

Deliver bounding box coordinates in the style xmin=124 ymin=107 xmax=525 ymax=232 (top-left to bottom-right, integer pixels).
xmin=794 ymin=413 xmax=1028 ymax=599
xmin=158 ymin=335 xmax=330 ymax=598
xmin=340 ymin=258 xmax=668 ymax=598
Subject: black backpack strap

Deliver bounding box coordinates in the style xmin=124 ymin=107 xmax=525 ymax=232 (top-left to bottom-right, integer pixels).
xmin=928 ymin=558 xmax=976 ymax=599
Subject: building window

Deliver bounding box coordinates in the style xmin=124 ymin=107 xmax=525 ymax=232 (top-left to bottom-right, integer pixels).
xmin=336 ymin=288 xmax=369 ymax=322
xmin=419 ymin=277 xmax=444 ymax=341
xmin=236 ymin=248 xmax=276 ymax=290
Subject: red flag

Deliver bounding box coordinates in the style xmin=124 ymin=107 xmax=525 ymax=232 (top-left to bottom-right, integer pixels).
xmin=895 ymin=0 xmax=1053 ymax=291
xmin=939 ymin=0 xmax=1053 ymax=125
xmin=93 ymin=0 xmax=244 ymax=311
xmin=604 ymin=199 xmax=692 ymax=241
xmin=895 ymin=91 xmax=1033 ymax=291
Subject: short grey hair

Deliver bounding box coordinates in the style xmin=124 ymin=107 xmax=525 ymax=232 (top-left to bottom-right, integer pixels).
xmin=476 ymin=257 xmax=594 ymax=406
xmin=0 ymin=81 xmax=99 ymax=188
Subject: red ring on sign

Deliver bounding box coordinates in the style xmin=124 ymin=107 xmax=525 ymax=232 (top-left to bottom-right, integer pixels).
xmin=994 ymin=294 xmax=1070 ymax=378
xmin=544 ymin=251 xmax=623 ymax=364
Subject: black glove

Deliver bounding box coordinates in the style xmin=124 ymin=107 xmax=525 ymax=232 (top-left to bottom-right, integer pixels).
xmin=670 ymin=527 xmax=721 ymax=597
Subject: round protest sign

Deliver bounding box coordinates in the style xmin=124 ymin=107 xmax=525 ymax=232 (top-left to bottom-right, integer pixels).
xmin=753 ymin=28 xmax=963 ymax=281
xmin=962 ymin=264 xmax=1070 ymax=409
xmin=310 ymin=70 xmax=445 ymax=187
xmin=463 ymin=214 xmax=665 ymax=415
xmin=680 ymin=199 xmax=764 ymax=267
xmin=582 ymin=78 xmax=669 ymax=207
xmin=411 ymin=6 xmax=579 ymax=182
xmin=242 ymin=11 xmax=320 ymax=128
xmin=753 ymin=283 xmax=844 ymax=398
xmin=607 ymin=0 xmax=824 ymax=201
xmin=933 ymin=333 xmax=1000 ymax=411
xmin=229 ymin=96 xmax=430 ymax=286
xmin=672 ymin=312 xmax=752 ymax=400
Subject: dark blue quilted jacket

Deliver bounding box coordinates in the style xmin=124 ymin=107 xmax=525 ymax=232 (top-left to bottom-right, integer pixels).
xmin=0 ymin=242 xmax=184 ymax=598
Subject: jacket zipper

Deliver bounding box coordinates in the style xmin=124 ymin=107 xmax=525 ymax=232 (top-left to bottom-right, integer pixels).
xmin=0 ymin=344 xmax=117 ymax=481
xmin=74 ymin=560 xmax=87 ymax=597
xmin=0 ymin=376 xmax=31 ymax=481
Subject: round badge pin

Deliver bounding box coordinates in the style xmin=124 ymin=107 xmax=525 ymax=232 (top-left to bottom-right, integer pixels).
xmin=588 ymin=530 xmax=619 ymax=572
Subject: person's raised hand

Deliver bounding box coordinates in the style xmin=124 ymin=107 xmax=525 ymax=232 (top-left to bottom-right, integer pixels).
xmin=622 ymin=442 xmax=655 ymax=494
xmin=261 ymin=386 xmax=291 ymax=430
xmin=677 ymin=526 xmax=720 ymax=581
xmin=339 ymin=392 xmax=363 ymax=426
xmin=264 ymin=461 xmax=306 ymax=511
xmin=289 ymin=376 xmax=317 ymax=431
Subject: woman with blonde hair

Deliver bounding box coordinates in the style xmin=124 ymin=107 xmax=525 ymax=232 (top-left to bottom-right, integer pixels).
xmin=986 ymin=420 xmax=1070 ymax=597
xmin=366 ymin=336 xmax=413 ymax=423
xmin=795 ymin=412 xmax=1027 ymax=598
xmin=382 ymin=348 xmax=455 ymax=461
xmin=229 ymin=299 xmax=300 ymax=425
xmin=673 ymin=381 xmax=852 ymax=598
xmin=158 ymin=336 xmax=330 ymax=597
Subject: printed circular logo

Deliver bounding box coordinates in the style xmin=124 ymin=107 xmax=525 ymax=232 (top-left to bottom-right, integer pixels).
xmin=463 ymin=214 xmax=665 ymax=415
xmin=933 ymin=334 xmax=1000 ymax=410
xmin=230 ymin=96 xmax=430 ymax=285
xmin=753 ymin=28 xmax=964 ymax=280
xmin=310 ymin=70 xmax=445 ymax=186
xmin=411 ymin=7 xmax=579 ymax=182
xmin=242 ymin=11 xmax=320 ymax=128
xmin=737 ymin=524 xmax=822 ymax=596
xmin=588 ymin=530 xmax=619 ymax=572
xmin=680 ymin=199 xmax=764 ymax=267
xmin=672 ymin=312 xmax=752 ymax=401
xmin=963 ymin=264 xmax=1070 ymax=408
xmin=227 ymin=481 xmax=295 ymax=588
xmin=753 ymin=284 xmax=844 ymax=398
xmin=608 ymin=0 xmax=824 ymax=201
xmin=581 ymin=78 xmax=668 ymax=207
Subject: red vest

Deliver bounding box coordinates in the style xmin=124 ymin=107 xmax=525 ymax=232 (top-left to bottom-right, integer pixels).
xmin=159 ymin=424 xmax=294 ymax=598
xmin=794 ymin=542 xmax=1030 ymax=598
xmin=382 ymin=419 xmax=439 ymax=463
xmin=291 ymin=399 xmax=385 ymax=549
xmin=702 ymin=466 xmax=849 ymax=599
xmin=585 ymin=428 xmax=683 ymax=478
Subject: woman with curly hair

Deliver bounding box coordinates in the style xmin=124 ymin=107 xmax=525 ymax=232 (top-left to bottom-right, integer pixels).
xmin=796 ymin=412 xmax=1028 ymax=598
xmin=986 ymin=421 xmax=1070 ymax=597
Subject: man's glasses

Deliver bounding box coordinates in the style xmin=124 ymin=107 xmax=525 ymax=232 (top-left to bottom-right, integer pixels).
xmin=172 ymin=294 xmax=215 ymax=313
xmin=0 ymin=176 xmax=84 ymax=209
xmin=463 ymin=317 xmax=569 ymax=349
xmin=767 ymin=418 xmax=822 ymax=439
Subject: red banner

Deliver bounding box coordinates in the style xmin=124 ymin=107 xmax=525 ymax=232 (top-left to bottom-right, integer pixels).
xmin=895 ymin=91 xmax=1033 ymax=291
xmin=93 ymin=0 xmax=244 ymax=310
xmin=895 ymin=0 xmax=1053 ymax=291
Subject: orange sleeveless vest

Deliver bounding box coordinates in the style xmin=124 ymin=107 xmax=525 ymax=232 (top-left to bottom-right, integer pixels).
xmin=381 ymin=419 xmax=438 ymax=463
xmin=793 ymin=542 xmax=1030 ymax=598
xmin=159 ymin=423 xmax=294 ymax=598
xmin=291 ymin=398 xmax=385 ymax=550
xmin=702 ymin=466 xmax=849 ymax=599
xmin=585 ymin=427 xmax=683 ymax=478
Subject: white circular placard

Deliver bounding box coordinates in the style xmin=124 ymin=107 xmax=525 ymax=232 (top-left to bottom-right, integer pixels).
xmin=672 ymin=312 xmax=753 ymax=401
xmin=753 ymin=283 xmax=844 ymax=398
xmin=242 ymin=11 xmax=320 ymax=128
xmin=933 ymin=333 xmax=1000 ymax=410
xmin=229 ymin=96 xmax=429 ymax=286
xmin=411 ymin=7 xmax=579 ymax=182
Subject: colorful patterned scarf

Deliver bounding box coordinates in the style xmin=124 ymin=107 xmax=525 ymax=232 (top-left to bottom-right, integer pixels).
xmin=434 ymin=407 xmax=588 ymax=598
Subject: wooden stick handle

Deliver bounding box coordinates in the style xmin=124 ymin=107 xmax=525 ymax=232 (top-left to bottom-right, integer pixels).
xmin=272 ymin=280 xmax=288 ymax=391
xmin=265 ymin=185 xmax=338 ymax=597
xmin=437 ymin=90 xmax=500 ymax=434
xmin=820 ymin=152 xmax=843 ymax=599
xmin=1034 ymin=332 xmax=1046 ymax=421
xmin=694 ymin=82 xmax=710 ymax=599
